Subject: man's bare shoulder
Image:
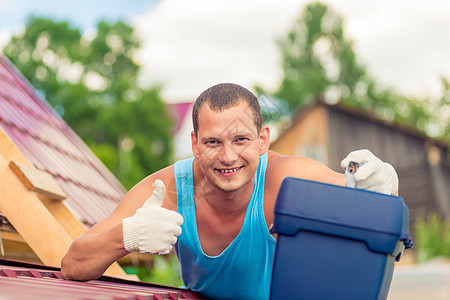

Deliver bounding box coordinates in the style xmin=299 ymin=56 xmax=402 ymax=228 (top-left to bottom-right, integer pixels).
xmin=267 ymin=150 xmax=320 ymax=178
xmin=266 ymin=150 xmax=344 ymax=186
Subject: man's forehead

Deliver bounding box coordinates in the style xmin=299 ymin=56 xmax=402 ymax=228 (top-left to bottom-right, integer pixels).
xmin=200 ymin=119 xmax=256 ymax=137
xmin=197 ymin=105 xmax=258 ymax=138
xmin=199 ymin=101 xmax=253 ymax=120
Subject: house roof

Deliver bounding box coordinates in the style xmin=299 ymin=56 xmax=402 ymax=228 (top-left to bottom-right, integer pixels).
xmin=0 ymin=258 xmax=201 ymax=299
xmin=167 ymin=102 xmax=193 ymax=134
xmin=0 ymin=55 xmax=126 ymax=228
xmin=275 ymin=98 xmax=449 ymax=151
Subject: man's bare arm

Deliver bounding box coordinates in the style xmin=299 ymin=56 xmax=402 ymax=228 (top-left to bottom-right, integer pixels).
xmin=61 ymin=166 xmax=178 ymax=281
xmin=61 ymin=220 xmax=128 ymax=281
xmin=267 ymin=152 xmax=345 ymax=190
xmin=267 ymin=150 xmax=398 ymax=196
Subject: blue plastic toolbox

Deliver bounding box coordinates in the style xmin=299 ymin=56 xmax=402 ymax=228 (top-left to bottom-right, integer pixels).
xmin=270 ymin=177 xmax=412 ymax=300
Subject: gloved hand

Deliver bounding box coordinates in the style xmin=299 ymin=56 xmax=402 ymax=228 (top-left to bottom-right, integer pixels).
xmin=122 ymin=179 xmax=183 ymax=254
xmin=340 ymin=149 xmax=399 ymax=195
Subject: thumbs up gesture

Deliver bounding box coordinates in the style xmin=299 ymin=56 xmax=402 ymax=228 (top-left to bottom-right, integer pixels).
xmin=122 ymin=180 xmax=183 ymax=254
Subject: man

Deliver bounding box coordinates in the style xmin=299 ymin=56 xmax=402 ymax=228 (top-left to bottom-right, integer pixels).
xmin=61 ymin=83 xmax=398 ymax=299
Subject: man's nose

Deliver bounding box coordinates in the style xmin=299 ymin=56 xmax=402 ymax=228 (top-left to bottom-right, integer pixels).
xmin=219 ymin=143 xmax=238 ymax=164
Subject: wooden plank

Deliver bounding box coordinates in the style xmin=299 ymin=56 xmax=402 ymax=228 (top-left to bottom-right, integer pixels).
xmin=0 ymin=230 xmax=26 ymax=243
xmin=37 ymin=194 xmax=88 ymax=241
xmin=0 ymin=230 xmax=41 ymax=263
xmin=0 ymin=153 xmax=73 ymax=267
xmin=105 ymin=261 xmax=129 ymax=278
xmin=0 ymin=129 xmax=126 ymax=277
xmin=0 ymin=154 xmax=127 ymax=276
xmin=9 ymin=160 xmax=66 ymax=201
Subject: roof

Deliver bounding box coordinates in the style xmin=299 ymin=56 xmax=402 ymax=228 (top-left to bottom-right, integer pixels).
xmin=167 ymin=102 xmax=193 ymax=134
xmin=276 ymin=98 xmax=449 ymax=151
xmin=0 ymin=55 xmax=126 ymax=228
xmin=0 ymin=258 xmax=201 ymax=299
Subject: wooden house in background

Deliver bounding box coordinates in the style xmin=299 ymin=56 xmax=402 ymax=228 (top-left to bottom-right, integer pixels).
xmin=270 ymin=99 xmax=450 ymax=235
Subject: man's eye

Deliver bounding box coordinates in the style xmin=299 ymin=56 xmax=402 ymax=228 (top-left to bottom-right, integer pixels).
xmin=206 ymin=140 xmax=219 ymax=145
xmin=235 ymin=137 xmax=248 ymax=143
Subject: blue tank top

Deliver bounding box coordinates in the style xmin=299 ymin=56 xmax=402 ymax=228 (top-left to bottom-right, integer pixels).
xmin=174 ymin=153 xmax=275 ymax=300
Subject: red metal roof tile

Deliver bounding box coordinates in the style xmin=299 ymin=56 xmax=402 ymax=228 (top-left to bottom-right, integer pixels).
xmin=0 ymin=259 xmax=202 ymax=299
xmin=0 ymin=55 xmax=127 ymax=228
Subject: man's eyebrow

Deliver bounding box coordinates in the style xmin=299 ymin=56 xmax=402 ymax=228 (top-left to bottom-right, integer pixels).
xmin=230 ymin=128 xmax=255 ymax=137
xmin=200 ymin=136 xmax=220 ymax=142
xmin=233 ymin=133 xmax=252 ymax=138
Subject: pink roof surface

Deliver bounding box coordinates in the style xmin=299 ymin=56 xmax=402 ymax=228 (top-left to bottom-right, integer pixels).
xmin=0 ymin=55 xmax=126 ymax=228
xmin=0 ymin=258 xmax=202 ymax=299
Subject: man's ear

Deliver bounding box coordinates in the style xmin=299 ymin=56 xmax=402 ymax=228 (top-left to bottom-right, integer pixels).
xmin=191 ymin=131 xmax=199 ymax=158
xmin=258 ymin=125 xmax=270 ymax=155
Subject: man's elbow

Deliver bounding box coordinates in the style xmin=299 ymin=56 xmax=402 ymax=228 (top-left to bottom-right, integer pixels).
xmin=61 ymin=253 xmax=83 ymax=281
xmin=60 ymin=254 xmax=98 ymax=281
xmin=60 ymin=254 xmax=76 ymax=280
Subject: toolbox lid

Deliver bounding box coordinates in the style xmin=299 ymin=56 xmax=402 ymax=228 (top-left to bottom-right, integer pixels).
xmin=272 ymin=177 xmax=411 ymax=255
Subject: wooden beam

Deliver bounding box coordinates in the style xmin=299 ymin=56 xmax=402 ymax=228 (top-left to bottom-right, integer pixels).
xmin=9 ymin=160 xmax=66 ymax=201
xmin=0 ymin=153 xmax=73 ymax=267
xmin=0 ymin=230 xmax=25 ymax=243
xmin=0 ymin=129 xmax=126 ymax=277
xmin=0 ymin=230 xmax=41 ymax=264
xmin=36 ymin=194 xmax=87 ymax=241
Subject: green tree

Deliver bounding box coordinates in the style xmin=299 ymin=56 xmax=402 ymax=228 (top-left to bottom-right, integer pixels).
xmin=415 ymin=212 xmax=450 ymax=262
xmin=275 ymin=2 xmax=366 ymax=109
xmin=269 ymin=2 xmax=449 ymax=144
xmin=3 ymin=16 xmax=174 ymax=189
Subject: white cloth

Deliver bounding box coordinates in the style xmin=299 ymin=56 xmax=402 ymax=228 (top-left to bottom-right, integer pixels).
xmin=341 ymin=149 xmax=399 ymax=195
xmin=122 ymin=179 xmax=183 ymax=254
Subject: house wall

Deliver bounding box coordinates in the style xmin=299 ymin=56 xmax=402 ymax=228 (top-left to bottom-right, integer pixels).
xmin=327 ymin=109 xmax=426 ymax=171
xmin=270 ymin=105 xmax=329 ymax=165
xmin=326 ymin=108 xmax=450 ymax=228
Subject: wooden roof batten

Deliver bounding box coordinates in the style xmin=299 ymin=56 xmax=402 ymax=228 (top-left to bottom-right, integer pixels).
xmin=0 ymin=126 xmax=125 ymax=276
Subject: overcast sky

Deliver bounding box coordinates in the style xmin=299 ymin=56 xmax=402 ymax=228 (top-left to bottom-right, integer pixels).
xmin=1 ymin=0 xmax=449 ymax=104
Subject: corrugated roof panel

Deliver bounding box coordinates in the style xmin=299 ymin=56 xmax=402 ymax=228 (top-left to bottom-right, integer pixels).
xmin=0 ymin=66 xmax=51 ymax=122
xmin=0 ymin=55 xmax=127 ymax=228
xmin=1 ymin=122 xmax=114 ymax=227
xmin=5 ymin=96 xmax=81 ymax=160
xmin=0 ymin=259 xmax=202 ymax=299
xmin=1 ymin=124 xmax=46 ymax=171
xmin=61 ymin=181 xmax=114 ymax=226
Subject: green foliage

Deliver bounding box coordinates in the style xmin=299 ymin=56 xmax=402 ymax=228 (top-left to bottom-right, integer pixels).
xmin=415 ymin=213 xmax=450 ymax=263
xmin=275 ymin=2 xmax=366 ymax=109
xmin=123 ymin=255 xmax=183 ymax=287
xmin=3 ymin=16 xmax=174 ymax=189
xmin=270 ymin=1 xmax=449 ymax=144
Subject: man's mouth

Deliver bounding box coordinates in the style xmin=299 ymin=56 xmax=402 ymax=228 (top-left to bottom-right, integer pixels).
xmin=217 ymin=166 xmax=242 ymax=174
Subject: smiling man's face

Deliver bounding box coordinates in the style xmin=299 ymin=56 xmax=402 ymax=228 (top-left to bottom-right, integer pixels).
xmin=191 ymin=100 xmax=267 ymax=193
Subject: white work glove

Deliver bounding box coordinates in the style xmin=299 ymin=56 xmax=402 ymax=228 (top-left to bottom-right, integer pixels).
xmin=122 ymin=179 xmax=183 ymax=254
xmin=340 ymin=149 xmax=399 ymax=195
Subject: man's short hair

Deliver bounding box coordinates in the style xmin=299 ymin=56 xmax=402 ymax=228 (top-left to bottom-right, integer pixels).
xmin=192 ymin=83 xmax=263 ymax=137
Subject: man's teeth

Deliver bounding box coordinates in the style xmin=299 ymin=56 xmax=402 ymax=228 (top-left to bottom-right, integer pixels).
xmin=220 ymin=167 xmax=239 ymax=173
